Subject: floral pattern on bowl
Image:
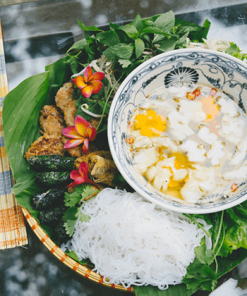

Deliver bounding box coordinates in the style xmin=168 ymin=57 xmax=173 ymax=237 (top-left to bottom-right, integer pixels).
xmin=108 ymin=48 xmax=247 ymax=214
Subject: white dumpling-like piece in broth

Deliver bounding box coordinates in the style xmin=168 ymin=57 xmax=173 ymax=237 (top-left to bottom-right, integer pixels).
xmin=133 ymin=147 xmax=159 ymax=167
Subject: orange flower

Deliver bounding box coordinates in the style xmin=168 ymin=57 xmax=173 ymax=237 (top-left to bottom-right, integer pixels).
xmin=72 ymin=66 xmax=105 ymax=98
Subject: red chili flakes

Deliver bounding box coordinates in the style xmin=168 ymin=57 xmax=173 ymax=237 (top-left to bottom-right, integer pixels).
xmin=186 ymin=92 xmax=196 ymax=100
xmin=192 ymin=88 xmax=201 ymax=97
xmin=231 ymin=183 xmax=238 ymax=192
xmin=126 ymin=136 xmax=135 ymax=144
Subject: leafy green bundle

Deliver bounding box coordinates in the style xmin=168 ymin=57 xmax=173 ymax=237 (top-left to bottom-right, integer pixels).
xmin=2 ymin=10 xmax=247 ymax=296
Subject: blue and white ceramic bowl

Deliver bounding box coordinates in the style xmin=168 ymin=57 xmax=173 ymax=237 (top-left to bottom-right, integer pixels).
xmin=108 ymin=48 xmax=247 ymax=214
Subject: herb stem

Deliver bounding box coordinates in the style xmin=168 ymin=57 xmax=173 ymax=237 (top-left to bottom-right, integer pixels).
xmin=213 ymin=211 xmax=224 ymax=253
xmin=96 ymin=72 xmax=125 ymax=131
xmin=215 ymin=223 xmax=225 ymax=257
xmin=183 ymin=214 xmax=211 ymax=238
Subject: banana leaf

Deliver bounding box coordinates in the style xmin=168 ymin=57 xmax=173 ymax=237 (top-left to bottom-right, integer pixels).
xmin=2 ymin=56 xmax=72 ymax=218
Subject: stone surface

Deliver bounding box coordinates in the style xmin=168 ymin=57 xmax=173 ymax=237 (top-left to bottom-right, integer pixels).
xmin=1 ymin=1 xmax=247 ymax=296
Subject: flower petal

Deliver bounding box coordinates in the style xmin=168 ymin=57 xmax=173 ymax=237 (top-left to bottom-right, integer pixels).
xmin=81 ymin=85 xmax=93 ymax=98
xmin=72 ymin=76 xmax=87 ymax=90
xmin=82 ymin=139 xmax=89 ymax=154
xmin=62 ymin=126 xmax=82 ymax=139
xmin=90 ymin=80 xmax=103 ymax=94
xmin=79 ymin=161 xmax=89 ymax=178
xmin=64 ymin=139 xmax=84 ymax=149
xmin=85 ymin=127 xmax=97 ymax=141
xmin=67 ymin=177 xmax=84 ymax=187
xmin=70 ymin=170 xmax=83 ymax=181
xmin=75 ymin=115 xmax=90 ymax=136
xmin=91 ymin=72 xmax=105 ymax=81
xmin=84 ymin=66 xmax=93 ymax=82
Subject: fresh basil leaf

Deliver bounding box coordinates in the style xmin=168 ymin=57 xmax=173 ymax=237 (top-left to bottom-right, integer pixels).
xmin=175 ymin=18 xmax=211 ymax=42
xmin=135 ymin=38 xmax=145 ymax=58
xmin=176 ymin=31 xmax=189 ymax=48
xmin=109 ymin=22 xmax=121 ymax=31
xmin=118 ymin=59 xmax=132 ymax=68
xmin=132 ymin=13 xmax=143 ymax=33
xmin=96 ymin=30 xmax=120 ymax=46
xmin=177 ymin=25 xmax=199 ymax=35
xmin=142 ymin=26 xmax=171 ymax=37
xmin=67 ymin=38 xmax=87 ymax=53
xmin=157 ymin=38 xmax=177 ymax=53
xmin=152 ymin=34 xmax=167 ymax=44
xmin=68 ymin=56 xmax=79 ymax=74
xmin=142 ymin=19 xmax=154 ymax=27
xmin=77 ymin=20 xmax=103 ymax=32
xmin=103 ymin=43 xmax=133 ymax=60
xmin=154 ymin=10 xmax=175 ymax=32
xmin=118 ymin=24 xmax=139 ymax=39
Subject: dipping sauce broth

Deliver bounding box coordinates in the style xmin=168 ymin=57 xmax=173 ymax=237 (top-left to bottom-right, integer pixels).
xmin=126 ymin=84 xmax=247 ymax=204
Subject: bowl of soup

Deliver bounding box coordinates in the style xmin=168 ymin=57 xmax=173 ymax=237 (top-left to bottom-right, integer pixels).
xmin=107 ymin=48 xmax=247 ymax=214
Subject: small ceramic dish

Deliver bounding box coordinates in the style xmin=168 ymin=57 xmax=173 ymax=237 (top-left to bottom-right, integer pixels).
xmin=108 ymin=48 xmax=247 ymax=214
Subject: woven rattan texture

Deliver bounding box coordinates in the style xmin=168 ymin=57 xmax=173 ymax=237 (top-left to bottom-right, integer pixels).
xmin=22 ymin=208 xmax=134 ymax=292
xmin=0 ymin=21 xmax=28 ymax=249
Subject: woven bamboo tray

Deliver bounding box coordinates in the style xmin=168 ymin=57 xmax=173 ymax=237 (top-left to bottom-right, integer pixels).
xmin=22 ymin=208 xmax=134 ymax=292
xmin=0 ymin=21 xmax=28 ymax=250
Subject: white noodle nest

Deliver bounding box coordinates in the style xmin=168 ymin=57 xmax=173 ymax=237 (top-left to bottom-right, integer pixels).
xmin=70 ymin=189 xmax=211 ymax=290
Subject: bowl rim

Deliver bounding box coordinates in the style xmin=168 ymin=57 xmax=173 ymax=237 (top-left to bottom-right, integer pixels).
xmin=107 ymin=47 xmax=247 ymax=214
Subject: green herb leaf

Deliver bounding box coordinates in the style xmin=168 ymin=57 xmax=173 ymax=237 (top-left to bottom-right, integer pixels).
xmin=135 ymin=38 xmax=145 ymax=58
xmin=67 ymin=38 xmax=87 ymax=53
xmin=157 ymin=38 xmax=177 ymax=53
xmin=132 ymin=13 xmax=143 ymax=33
xmin=63 ymin=207 xmax=78 ymax=222
xmin=79 ymin=213 xmax=91 ymax=223
xmin=154 ymin=11 xmax=175 ymax=32
xmin=118 ymin=59 xmax=132 ymax=68
xmin=77 ymin=20 xmax=103 ymax=32
xmin=226 ymin=42 xmax=247 ymax=61
xmin=118 ymin=24 xmax=139 ymax=39
xmin=64 ymin=249 xmax=88 ymax=265
xmin=103 ymin=43 xmax=133 ymax=60
xmin=194 ymin=244 xmax=214 ymax=265
xmin=142 ymin=26 xmax=172 ymax=37
xmin=176 ymin=31 xmax=189 ymax=48
xmin=64 ymin=219 xmax=77 ymax=237
xmin=96 ymin=30 xmax=120 ymax=46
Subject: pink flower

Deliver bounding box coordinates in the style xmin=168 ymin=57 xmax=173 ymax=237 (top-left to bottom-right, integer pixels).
xmin=62 ymin=115 xmax=96 ymax=154
xmin=72 ymin=66 xmax=105 ymax=98
xmin=68 ymin=161 xmax=98 ymax=188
